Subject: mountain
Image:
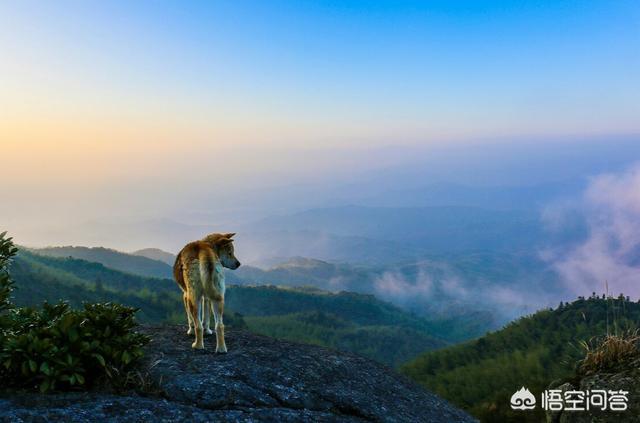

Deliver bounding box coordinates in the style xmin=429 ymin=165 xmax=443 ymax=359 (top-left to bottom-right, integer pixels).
xmin=9 ymin=251 xmax=452 ymax=366
xmin=131 ymin=247 xmax=176 ymax=265
xmin=235 ymin=251 xmax=562 ymax=325
xmin=350 ymin=180 xmax=584 ymax=210
xmin=29 ymin=246 xmax=174 ymax=279
xmin=26 ymin=243 xmax=513 ymax=332
xmin=227 ymin=285 xmax=450 ymax=366
xmin=30 ymin=239 xmax=570 ymax=337
xmin=239 ymin=205 xmax=587 ymax=266
xmin=400 ymin=295 xmax=640 ymax=422
xmin=0 ymin=325 xmax=475 ymax=422
xmin=234 ymin=257 xmax=372 ymax=291
xmin=11 ymin=250 xmax=193 ymax=324
xmin=250 ymin=205 xmax=546 ymax=252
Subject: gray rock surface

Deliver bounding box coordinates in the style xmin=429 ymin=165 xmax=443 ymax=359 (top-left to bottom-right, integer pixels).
xmin=1 ymin=325 xmax=476 ymax=422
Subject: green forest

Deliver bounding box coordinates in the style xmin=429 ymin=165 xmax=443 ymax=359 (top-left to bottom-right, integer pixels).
xmin=30 ymin=246 xmax=174 ymax=279
xmin=401 ymin=294 xmax=640 ymax=422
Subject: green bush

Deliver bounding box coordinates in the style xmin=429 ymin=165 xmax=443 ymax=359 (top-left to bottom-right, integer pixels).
xmin=0 ymin=232 xmax=149 ymax=393
xmin=0 ymin=231 xmax=18 ymax=330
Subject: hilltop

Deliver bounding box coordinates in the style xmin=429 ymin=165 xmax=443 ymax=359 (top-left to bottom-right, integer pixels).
xmin=131 ymin=247 xmax=176 ymax=265
xmin=29 ymin=246 xmax=174 ymax=279
xmin=0 ymin=325 xmax=475 ymax=422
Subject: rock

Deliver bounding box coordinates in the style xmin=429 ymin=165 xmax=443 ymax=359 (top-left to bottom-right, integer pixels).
xmin=545 ymin=382 xmax=575 ymax=423
xmin=547 ymin=356 xmax=640 ymax=423
xmin=0 ymin=325 xmax=475 ymax=422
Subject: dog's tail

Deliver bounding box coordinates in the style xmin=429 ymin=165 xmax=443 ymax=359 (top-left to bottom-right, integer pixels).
xmin=198 ymin=247 xmax=215 ymax=286
xmin=173 ymin=251 xmax=186 ymax=291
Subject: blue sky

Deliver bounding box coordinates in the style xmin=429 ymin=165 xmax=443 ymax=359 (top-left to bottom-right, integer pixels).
xmin=2 ymin=0 xmax=638 ymax=146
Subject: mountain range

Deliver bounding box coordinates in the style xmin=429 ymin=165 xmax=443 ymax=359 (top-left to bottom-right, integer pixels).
xmin=28 ymin=242 xmax=566 ymax=324
xmin=10 ymin=249 xmax=479 ymax=366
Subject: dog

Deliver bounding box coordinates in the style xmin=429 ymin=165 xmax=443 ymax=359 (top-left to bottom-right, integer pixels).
xmin=173 ymin=232 xmax=241 ymax=351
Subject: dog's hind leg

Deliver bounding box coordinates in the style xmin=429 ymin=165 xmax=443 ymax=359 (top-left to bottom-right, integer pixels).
xmin=183 ymin=293 xmax=194 ymax=335
xmin=212 ymin=299 xmax=227 ymax=353
xmin=187 ymin=293 xmax=204 ymax=349
xmin=203 ymin=297 xmax=213 ymax=335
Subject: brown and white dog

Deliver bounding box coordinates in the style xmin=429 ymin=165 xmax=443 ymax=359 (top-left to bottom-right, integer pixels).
xmin=173 ymin=233 xmax=241 ymax=351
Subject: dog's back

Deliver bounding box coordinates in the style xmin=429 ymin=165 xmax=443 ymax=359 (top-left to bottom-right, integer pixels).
xmin=174 ymin=241 xmax=216 ymax=293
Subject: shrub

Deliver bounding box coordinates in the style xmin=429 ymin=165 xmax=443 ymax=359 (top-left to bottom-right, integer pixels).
xmin=0 ymin=231 xmax=18 ymax=330
xmin=0 ymin=232 xmax=149 ymax=393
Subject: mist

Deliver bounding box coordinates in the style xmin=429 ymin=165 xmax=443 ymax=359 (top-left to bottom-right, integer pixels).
xmin=544 ymin=163 xmax=640 ymax=299
xmin=5 ymin=136 xmax=640 ymax=252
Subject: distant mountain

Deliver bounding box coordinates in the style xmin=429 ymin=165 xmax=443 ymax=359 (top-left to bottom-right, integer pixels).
xmin=132 ymin=248 xmax=176 ymax=265
xmin=28 ymin=246 xmax=174 ymax=279
xmin=234 ymin=256 xmax=373 ymax=292
xmin=235 ymin=251 xmax=564 ymax=325
xmin=350 ymin=180 xmax=584 ymax=210
xmin=237 ymin=230 xmax=418 ymax=265
xmin=401 ymin=295 xmax=640 ymax=422
xmin=253 ymin=205 xmax=540 ymax=244
xmin=244 ymin=205 xmax=587 ymax=261
xmin=22 ymin=218 xmax=216 ymax=253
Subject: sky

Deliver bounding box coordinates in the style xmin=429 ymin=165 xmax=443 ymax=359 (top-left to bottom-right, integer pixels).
xmin=1 ymin=0 xmax=639 ymax=244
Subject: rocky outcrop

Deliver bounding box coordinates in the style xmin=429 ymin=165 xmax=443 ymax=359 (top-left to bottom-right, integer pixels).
xmin=1 ymin=325 xmax=475 ymax=422
xmin=546 ymin=356 xmax=640 ymax=423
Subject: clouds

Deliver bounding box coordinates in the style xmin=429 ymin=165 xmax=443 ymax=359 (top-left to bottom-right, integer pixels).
xmin=374 ymin=268 xmax=434 ymax=303
xmin=371 ymin=261 xmax=539 ymax=320
xmin=547 ymin=164 xmax=640 ymax=298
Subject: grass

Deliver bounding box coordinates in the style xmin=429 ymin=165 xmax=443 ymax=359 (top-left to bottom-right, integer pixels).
xmin=579 ymin=330 xmax=640 ymax=375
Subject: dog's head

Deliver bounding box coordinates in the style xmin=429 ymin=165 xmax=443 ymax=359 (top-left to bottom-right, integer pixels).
xmin=203 ymin=232 xmax=241 ymax=270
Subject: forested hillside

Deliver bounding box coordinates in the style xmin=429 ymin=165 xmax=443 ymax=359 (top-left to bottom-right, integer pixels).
xmin=10 ymin=251 xmax=452 ymax=366
xmin=30 ymin=246 xmax=174 ymax=279
xmin=226 ymin=285 xmax=451 ymax=366
xmin=29 ymin=244 xmax=520 ymax=338
xmin=401 ymin=295 xmax=640 ymax=422
xmin=12 ymin=250 xmax=197 ymax=324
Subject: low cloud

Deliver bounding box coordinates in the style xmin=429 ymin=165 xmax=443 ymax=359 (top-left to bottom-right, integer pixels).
xmin=545 ymin=164 xmax=640 ymax=298
xmin=373 ymin=268 xmax=433 ymax=303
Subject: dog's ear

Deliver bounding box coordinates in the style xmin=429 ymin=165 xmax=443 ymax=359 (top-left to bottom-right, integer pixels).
xmin=222 ymin=232 xmax=236 ymax=239
xmin=217 ymin=237 xmax=234 ymax=246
